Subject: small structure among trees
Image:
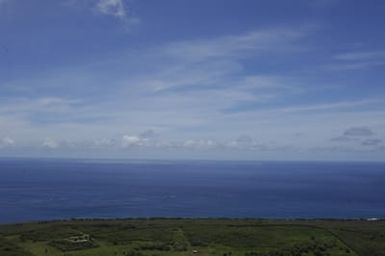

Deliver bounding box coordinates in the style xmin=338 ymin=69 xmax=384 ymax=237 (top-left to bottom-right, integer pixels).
xmin=49 ymin=233 xmax=96 ymax=251
xmin=65 ymin=234 xmax=90 ymax=243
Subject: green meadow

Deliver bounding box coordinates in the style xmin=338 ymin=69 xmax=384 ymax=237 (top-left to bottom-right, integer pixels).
xmin=0 ymin=219 xmax=384 ymax=256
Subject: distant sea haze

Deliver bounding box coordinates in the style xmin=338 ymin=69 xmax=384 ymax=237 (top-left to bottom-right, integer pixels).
xmin=1 ymin=159 xmax=385 ymax=223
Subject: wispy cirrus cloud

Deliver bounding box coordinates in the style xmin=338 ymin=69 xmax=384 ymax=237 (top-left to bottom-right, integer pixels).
xmin=335 ymin=51 xmax=385 ymax=61
xmin=0 ymin=97 xmax=82 ymax=117
xmin=0 ymin=24 xmax=384 ymax=160
xmin=225 ymin=98 xmax=381 ymax=114
xmin=328 ymin=50 xmax=385 ymax=70
xmin=163 ymin=27 xmax=312 ymax=63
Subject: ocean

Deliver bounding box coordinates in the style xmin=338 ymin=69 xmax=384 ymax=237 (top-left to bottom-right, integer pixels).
xmin=1 ymin=159 xmax=385 ymax=223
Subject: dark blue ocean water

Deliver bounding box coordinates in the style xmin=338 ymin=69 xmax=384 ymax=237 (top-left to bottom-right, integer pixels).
xmin=1 ymin=159 xmax=385 ymax=223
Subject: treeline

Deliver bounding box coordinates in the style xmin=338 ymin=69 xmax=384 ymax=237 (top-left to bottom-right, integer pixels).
xmin=136 ymin=240 xmax=188 ymax=251
xmin=49 ymin=240 xmax=97 ymax=252
xmin=244 ymin=239 xmax=351 ymax=256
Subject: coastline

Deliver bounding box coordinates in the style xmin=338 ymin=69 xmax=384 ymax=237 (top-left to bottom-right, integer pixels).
xmin=2 ymin=218 xmax=385 ymax=256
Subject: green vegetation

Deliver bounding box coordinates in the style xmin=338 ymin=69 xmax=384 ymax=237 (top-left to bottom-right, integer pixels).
xmin=0 ymin=218 xmax=384 ymax=256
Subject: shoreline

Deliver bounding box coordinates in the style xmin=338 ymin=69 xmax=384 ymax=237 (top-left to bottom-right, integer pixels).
xmin=1 ymin=216 xmax=384 ymax=226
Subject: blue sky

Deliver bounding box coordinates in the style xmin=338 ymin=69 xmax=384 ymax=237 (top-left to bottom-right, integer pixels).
xmin=0 ymin=0 xmax=385 ymax=160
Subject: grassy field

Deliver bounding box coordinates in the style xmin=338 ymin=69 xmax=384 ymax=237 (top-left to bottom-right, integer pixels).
xmin=0 ymin=218 xmax=384 ymax=256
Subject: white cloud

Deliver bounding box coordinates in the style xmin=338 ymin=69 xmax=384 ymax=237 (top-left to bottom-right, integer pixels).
xmin=42 ymin=138 xmax=59 ymax=149
xmin=1 ymin=24 xmax=385 ymax=160
xmin=93 ymin=0 xmax=140 ymax=25
xmin=0 ymin=137 xmax=14 ymax=148
xmin=93 ymin=138 xmax=116 ymax=147
xmin=122 ymin=135 xmax=142 ymax=146
xmin=95 ymin=0 xmax=126 ymax=18
xmin=64 ymin=0 xmax=139 ymax=25
xmin=228 ymin=135 xmax=254 ymax=148
xmin=121 ymin=132 xmax=157 ymax=147
xmin=182 ymin=139 xmax=218 ymax=150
